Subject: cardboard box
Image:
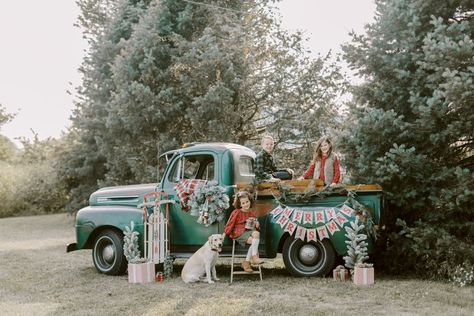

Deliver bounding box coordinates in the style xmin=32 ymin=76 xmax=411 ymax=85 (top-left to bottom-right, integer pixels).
xmin=353 ymin=266 xmax=374 ymax=285
xmin=128 ymin=262 xmax=155 ymax=284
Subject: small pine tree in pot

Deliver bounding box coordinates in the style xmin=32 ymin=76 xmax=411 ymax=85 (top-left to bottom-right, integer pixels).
xmin=343 ymin=217 xmax=369 ymax=269
xmin=123 ymin=221 xmax=155 ymax=283
xmin=343 ymin=217 xmax=375 ymax=284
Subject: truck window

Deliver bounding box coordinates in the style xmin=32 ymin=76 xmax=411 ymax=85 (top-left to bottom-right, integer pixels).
xmin=169 ymin=154 xmax=215 ymax=182
xmin=239 ymin=156 xmax=254 ymax=176
xmin=203 ymin=162 xmax=215 ymax=180
xmin=234 ymin=155 xmax=255 ymax=182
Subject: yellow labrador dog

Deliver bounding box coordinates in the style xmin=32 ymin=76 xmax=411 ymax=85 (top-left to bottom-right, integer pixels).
xmin=181 ymin=234 xmax=223 ymax=284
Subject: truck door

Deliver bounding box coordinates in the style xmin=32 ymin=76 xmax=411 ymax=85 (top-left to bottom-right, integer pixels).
xmin=161 ymin=152 xmax=219 ymax=250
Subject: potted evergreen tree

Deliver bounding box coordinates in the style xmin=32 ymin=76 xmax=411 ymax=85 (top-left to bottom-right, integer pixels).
xmin=123 ymin=221 xmax=155 ymax=283
xmin=343 ymin=217 xmax=374 ymax=285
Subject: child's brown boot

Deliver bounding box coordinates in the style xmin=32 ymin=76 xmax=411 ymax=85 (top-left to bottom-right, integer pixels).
xmin=250 ymin=255 xmax=264 ymax=265
xmin=242 ymin=260 xmax=253 ymax=272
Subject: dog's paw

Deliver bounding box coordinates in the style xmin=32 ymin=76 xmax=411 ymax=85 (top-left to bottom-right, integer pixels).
xmin=207 ymin=279 xmax=215 ymax=284
xmin=213 ymin=277 xmax=220 ymax=281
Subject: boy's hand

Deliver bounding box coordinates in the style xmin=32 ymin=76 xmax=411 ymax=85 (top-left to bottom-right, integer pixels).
xmin=268 ymin=177 xmax=280 ymax=183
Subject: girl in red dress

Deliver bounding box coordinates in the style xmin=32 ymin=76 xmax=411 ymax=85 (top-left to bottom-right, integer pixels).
xmin=223 ymin=190 xmax=263 ymax=272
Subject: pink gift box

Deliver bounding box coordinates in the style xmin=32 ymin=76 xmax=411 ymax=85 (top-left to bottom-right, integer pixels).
xmin=128 ymin=262 xmax=155 ymax=284
xmin=353 ymin=266 xmax=374 ymax=285
xmin=333 ymin=267 xmax=349 ymax=281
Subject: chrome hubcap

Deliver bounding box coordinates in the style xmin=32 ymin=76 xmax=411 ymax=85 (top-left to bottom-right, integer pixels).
xmin=299 ymin=244 xmax=318 ymax=265
xmin=102 ymin=245 xmax=115 ymax=263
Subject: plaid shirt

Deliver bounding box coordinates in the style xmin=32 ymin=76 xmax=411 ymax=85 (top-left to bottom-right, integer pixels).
xmin=224 ymin=208 xmax=256 ymax=239
xmin=254 ymin=149 xmax=277 ymax=182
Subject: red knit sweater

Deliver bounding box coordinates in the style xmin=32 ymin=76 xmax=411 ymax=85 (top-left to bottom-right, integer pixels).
xmin=224 ymin=208 xmax=256 ymax=239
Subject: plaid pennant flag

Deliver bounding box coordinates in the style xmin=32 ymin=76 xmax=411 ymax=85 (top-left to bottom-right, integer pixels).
xmin=295 ymin=225 xmax=307 ymax=241
xmin=325 ymin=208 xmax=337 ymax=221
xmin=284 ymin=221 xmax=297 ymax=235
xmin=326 ymin=220 xmax=340 ymax=235
xmin=317 ymin=226 xmax=329 ymax=240
xmin=292 ymin=210 xmax=303 ymax=224
xmin=303 ymin=212 xmax=313 ymax=225
xmin=270 ymin=206 xmax=284 ymax=218
xmin=276 ymin=215 xmax=289 ymax=229
xmin=306 ymin=228 xmax=317 ymax=242
xmin=315 ymin=210 xmax=325 ymax=224
xmin=336 ymin=213 xmax=348 ymax=226
xmin=282 ymin=207 xmax=294 ymax=218
xmin=340 ymin=204 xmax=355 ymax=217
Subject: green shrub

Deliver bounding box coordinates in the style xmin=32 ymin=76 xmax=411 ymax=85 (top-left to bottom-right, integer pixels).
xmin=0 ymin=161 xmax=68 ymax=218
xmin=374 ymin=219 xmax=474 ymax=279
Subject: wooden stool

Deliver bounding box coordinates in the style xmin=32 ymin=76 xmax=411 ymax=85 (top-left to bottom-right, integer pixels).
xmin=230 ymin=239 xmax=262 ymax=283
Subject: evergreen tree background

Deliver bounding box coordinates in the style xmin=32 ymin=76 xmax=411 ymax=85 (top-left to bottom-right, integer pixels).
xmin=60 ymin=0 xmax=346 ymax=210
xmin=341 ymin=0 xmax=474 ymax=278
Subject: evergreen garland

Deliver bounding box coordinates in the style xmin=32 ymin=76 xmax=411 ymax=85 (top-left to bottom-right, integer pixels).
xmin=189 ymin=180 xmax=230 ymax=226
xmin=343 ymin=217 xmax=369 ymax=269
xmin=123 ymin=221 xmax=146 ymax=263
xmin=163 ymin=255 xmax=174 ymax=278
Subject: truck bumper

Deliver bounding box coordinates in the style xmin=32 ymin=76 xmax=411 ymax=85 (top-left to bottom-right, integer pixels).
xmin=66 ymin=243 xmax=77 ymax=253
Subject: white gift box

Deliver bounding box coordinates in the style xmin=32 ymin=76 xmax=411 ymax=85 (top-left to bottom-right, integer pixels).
xmin=353 ymin=266 xmax=374 ymax=285
xmin=128 ymin=262 xmax=155 ymax=284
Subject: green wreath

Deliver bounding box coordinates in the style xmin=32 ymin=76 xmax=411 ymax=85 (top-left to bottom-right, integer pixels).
xmin=189 ymin=180 xmax=230 ymax=226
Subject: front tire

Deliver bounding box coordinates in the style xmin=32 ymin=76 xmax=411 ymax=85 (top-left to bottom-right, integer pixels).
xmin=92 ymin=230 xmax=127 ymax=275
xmin=282 ymin=236 xmax=336 ymax=277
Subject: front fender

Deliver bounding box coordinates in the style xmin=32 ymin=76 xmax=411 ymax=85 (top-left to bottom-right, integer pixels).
xmin=75 ymin=205 xmax=145 ymax=250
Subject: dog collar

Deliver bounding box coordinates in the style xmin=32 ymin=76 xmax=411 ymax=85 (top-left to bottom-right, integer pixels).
xmin=211 ymin=248 xmax=219 ymax=252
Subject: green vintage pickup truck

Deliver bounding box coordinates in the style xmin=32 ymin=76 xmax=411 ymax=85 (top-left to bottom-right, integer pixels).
xmin=67 ymin=142 xmax=383 ymax=277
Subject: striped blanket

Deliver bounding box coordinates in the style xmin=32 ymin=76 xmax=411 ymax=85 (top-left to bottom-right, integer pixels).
xmin=174 ymin=179 xmax=206 ymax=212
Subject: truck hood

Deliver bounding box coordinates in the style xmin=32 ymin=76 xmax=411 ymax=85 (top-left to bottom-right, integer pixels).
xmin=89 ymin=183 xmax=158 ymax=207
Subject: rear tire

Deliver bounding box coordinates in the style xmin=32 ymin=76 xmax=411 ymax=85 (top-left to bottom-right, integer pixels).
xmin=282 ymin=236 xmax=336 ymax=277
xmin=92 ymin=230 xmax=127 ymax=275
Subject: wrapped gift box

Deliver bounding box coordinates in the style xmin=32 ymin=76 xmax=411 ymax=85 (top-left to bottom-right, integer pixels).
xmin=353 ymin=265 xmax=374 ymax=285
xmin=128 ymin=262 xmax=155 ymax=284
xmin=333 ymin=265 xmax=350 ymax=281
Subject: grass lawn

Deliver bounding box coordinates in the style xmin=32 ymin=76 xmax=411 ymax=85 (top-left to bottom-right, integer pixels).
xmin=0 ymin=214 xmax=472 ymax=315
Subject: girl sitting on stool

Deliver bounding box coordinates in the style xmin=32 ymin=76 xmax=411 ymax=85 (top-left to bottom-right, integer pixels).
xmin=222 ymin=190 xmax=263 ymax=272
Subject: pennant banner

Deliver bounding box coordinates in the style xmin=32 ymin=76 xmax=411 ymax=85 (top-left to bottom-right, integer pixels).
xmin=267 ymin=204 xmax=360 ymax=242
